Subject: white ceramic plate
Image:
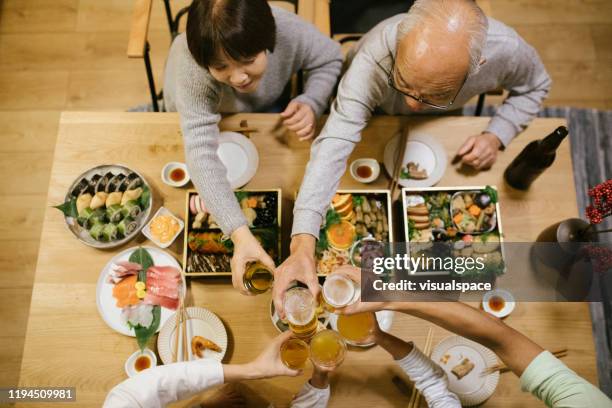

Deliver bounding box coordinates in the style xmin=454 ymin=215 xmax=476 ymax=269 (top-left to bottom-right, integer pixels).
xmin=217 ymin=131 xmax=259 ymax=188
xmin=328 ymin=310 xmax=394 ymax=347
xmin=431 ymin=336 xmax=500 ymax=406
xmin=383 ymin=132 xmax=447 ymax=188
xmin=482 ymin=289 xmax=516 ymax=318
xmin=157 ymin=306 xmax=228 ymax=364
xmin=95 ymin=246 xmax=185 ymax=337
xmin=63 ymin=164 xmax=153 ymax=249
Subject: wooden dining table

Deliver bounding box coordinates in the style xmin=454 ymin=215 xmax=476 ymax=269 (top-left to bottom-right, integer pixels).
xmin=17 ymin=112 xmax=598 ymax=407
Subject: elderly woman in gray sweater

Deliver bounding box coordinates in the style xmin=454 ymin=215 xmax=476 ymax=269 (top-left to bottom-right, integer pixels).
xmin=163 ymin=0 xmax=342 ymax=292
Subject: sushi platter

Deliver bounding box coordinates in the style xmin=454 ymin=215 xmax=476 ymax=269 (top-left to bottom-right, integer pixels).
xmin=55 ymin=164 xmax=153 ymax=249
xmin=316 ymin=189 xmax=393 ymax=276
xmin=402 ymin=186 xmax=506 ymax=279
xmin=183 ymin=189 xmax=281 ymax=276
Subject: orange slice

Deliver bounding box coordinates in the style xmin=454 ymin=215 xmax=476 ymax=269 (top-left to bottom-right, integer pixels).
xmin=326 ymin=221 xmax=356 ymax=250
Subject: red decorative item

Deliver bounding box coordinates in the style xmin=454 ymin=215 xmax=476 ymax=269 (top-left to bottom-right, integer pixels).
xmin=581 ymin=245 xmax=612 ymax=274
xmin=585 ymin=179 xmax=612 ymax=225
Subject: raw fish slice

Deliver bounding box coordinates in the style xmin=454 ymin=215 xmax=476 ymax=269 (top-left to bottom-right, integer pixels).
xmin=147 ymin=266 xmax=181 ymax=279
xmin=143 ymin=293 xmax=179 ymax=310
xmin=115 ymin=261 xmax=142 ymax=271
xmin=146 ymin=282 xmax=179 ymax=299
xmin=107 ymin=261 xmax=142 ymax=283
xmin=121 ymin=304 xmax=154 ymax=328
xmin=112 ymin=275 xmax=140 ymax=308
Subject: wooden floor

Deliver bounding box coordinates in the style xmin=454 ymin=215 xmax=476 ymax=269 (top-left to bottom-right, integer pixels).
xmin=0 ymin=0 xmax=611 ymax=389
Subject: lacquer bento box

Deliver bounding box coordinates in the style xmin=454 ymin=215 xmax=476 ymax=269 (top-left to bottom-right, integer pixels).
xmin=183 ymin=189 xmax=281 ymax=277
xmin=315 ymin=189 xmax=394 ymax=276
xmin=401 ymin=186 xmax=506 ymax=278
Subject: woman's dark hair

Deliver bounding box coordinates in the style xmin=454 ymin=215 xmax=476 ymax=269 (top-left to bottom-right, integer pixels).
xmin=186 ymin=0 xmax=276 ymax=68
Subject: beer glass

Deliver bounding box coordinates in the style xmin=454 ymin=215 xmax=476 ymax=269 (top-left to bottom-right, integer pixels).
xmin=284 ymin=287 xmax=318 ymax=340
xmin=309 ymin=329 xmax=347 ymax=368
xmin=322 ymin=274 xmax=360 ymax=309
xmin=280 ymin=337 xmax=309 ymax=369
xmin=243 ymin=261 xmax=274 ymax=294
xmin=337 ymin=312 xmax=375 ymax=344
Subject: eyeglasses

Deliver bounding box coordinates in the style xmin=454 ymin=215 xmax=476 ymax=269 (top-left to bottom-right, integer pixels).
xmin=375 ymin=54 xmax=468 ymax=110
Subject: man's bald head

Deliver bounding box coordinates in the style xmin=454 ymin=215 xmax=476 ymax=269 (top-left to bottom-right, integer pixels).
xmin=393 ymin=0 xmax=488 ymax=110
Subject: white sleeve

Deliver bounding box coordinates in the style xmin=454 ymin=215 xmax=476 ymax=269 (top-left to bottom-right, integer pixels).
xmin=397 ymin=347 xmax=462 ymax=408
xmin=290 ymin=382 xmax=331 ymax=408
xmin=103 ymin=359 xmax=224 ymax=408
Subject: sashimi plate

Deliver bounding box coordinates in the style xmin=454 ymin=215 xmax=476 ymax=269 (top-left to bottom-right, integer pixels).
xmin=96 ymin=246 xmax=185 ymax=337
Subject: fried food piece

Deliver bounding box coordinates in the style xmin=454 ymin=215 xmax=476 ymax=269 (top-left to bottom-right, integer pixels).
xmin=451 ymin=358 xmax=475 ymax=380
xmin=191 ymin=335 xmax=222 ymax=358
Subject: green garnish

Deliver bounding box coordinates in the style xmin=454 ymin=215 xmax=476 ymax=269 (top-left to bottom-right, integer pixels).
xmin=53 ymin=198 xmax=78 ymax=218
xmin=352 ymin=195 xmax=364 ymax=207
xmin=484 ymin=186 xmax=498 ymax=203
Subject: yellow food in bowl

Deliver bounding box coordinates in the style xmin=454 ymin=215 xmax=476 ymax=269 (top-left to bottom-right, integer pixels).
xmin=149 ymin=215 xmax=180 ymax=243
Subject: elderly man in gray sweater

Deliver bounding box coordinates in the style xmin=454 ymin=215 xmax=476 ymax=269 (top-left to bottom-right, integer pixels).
xmin=273 ymin=0 xmax=551 ymax=312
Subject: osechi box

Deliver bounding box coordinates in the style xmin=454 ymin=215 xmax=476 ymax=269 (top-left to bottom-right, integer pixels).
xmin=183 ymin=189 xmax=281 ymax=277
xmin=315 ymin=189 xmax=394 ymax=276
xmin=401 ymin=186 xmax=505 ymax=278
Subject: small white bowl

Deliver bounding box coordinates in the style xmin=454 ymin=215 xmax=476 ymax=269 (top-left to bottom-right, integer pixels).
xmin=142 ymin=206 xmax=184 ymax=249
xmin=125 ymin=348 xmax=157 ymax=378
xmin=482 ymin=289 xmax=515 ymax=318
xmin=350 ymin=158 xmax=380 ymax=184
xmin=161 ymin=162 xmax=190 ymax=187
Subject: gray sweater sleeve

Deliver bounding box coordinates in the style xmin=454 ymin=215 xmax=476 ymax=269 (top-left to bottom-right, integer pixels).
xmin=486 ymin=35 xmax=552 ymax=146
xmin=292 ymin=47 xmax=389 ymax=237
xmin=287 ymin=13 xmax=343 ymax=117
xmin=176 ymin=49 xmax=248 ymax=236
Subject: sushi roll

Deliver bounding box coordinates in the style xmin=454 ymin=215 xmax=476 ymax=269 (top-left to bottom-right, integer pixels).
xmin=124 ymin=173 xmax=143 ymax=191
xmin=77 ymin=207 xmax=94 ymax=227
xmin=108 ymin=173 xmax=126 ymax=192
xmin=88 ymin=174 xmax=102 ymax=194
xmin=87 ymin=208 xmax=107 ymax=228
xmin=90 ymin=191 xmax=108 ymax=210
xmin=95 ymin=172 xmax=114 ymax=194
xmin=121 ymin=188 xmax=143 ymax=206
xmin=105 ymin=191 xmax=123 ymax=208
xmin=71 ymin=178 xmax=90 ymax=198
xmin=101 ymin=223 xmax=118 ymax=242
xmin=117 ymin=217 xmax=138 ymax=237
xmin=121 ymin=200 xmax=141 ymax=219
xmin=89 ymin=222 xmax=105 ymax=241
xmin=106 ymin=204 xmax=124 ymax=223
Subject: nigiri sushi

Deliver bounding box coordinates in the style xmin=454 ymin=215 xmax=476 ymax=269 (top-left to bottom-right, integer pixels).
xmin=105 ymin=191 xmax=123 ymax=207
xmin=121 ymin=188 xmax=143 ymax=206
xmin=90 ymin=191 xmax=108 ymax=210
xmin=76 ymin=193 xmax=93 ymax=216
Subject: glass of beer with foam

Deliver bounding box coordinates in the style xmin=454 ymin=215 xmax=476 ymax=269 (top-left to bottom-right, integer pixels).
xmin=309 ymin=329 xmax=347 ymax=368
xmin=283 ymin=287 xmax=318 ymax=340
xmin=322 ymin=274 xmax=360 ymax=310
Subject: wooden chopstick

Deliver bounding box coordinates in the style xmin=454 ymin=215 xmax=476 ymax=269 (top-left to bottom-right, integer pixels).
xmin=480 ymin=348 xmax=568 ymax=376
xmin=172 ymin=309 xmax=181 ymax=363
xmin=182 ymin=305 xmax=189 ymax=362
xmin=389 ymin=125 xmax=410 ymax=199
xmin=409 ymin=327 xmax=434 ymax=408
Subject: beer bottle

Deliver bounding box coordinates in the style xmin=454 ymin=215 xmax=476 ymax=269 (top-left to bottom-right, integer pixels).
xmin=504 ymin=126 xmax=568 ymax=190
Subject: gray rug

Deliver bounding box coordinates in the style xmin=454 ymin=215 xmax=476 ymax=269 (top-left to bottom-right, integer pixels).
xmin=465 ymin=104 xmax=612 ymax=395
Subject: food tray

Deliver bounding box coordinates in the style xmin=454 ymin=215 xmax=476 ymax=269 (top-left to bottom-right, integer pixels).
xmin=182 ymin=189 xmax=281 ymax=277
xmin=401 ymin=186 xmax=505 ymax=278
xmin=315 ymin=189 xmax=394 ymax=276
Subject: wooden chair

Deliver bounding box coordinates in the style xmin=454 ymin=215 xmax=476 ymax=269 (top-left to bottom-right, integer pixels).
xmin=127 ymin=0 xmax=298 ymax=112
